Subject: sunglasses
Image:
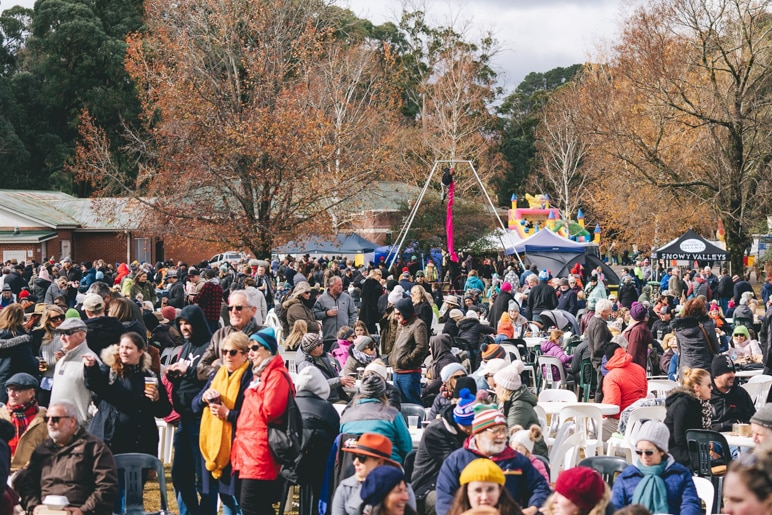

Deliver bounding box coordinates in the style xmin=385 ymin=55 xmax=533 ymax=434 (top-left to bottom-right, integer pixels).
xmin=249 ymin=344 xmax=263 ymax=352
xmin=44 ymin=415 xmax=73 ymax=424
xmin=353 ymin=454 xmax=370 ymax=463
xmin=50 ymin=315 xmax=65 ymax=322
xmin=221 ymin=349 xmax=242 ymax=356
xmin=228 ymin=305 xmax=247 ymax=312
xmin=635 ymin=449 xmax=657 ymax=456
xmin=58 ymin=329 xmax=83 ymax=336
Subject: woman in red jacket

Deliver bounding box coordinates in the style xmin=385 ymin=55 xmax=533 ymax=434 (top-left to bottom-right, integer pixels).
xmin=231 ymin=327 xmax=292 ymax=515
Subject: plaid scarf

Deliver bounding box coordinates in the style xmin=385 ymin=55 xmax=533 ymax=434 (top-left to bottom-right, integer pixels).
xmin=7 ymin=398 xmax=39 ymax=454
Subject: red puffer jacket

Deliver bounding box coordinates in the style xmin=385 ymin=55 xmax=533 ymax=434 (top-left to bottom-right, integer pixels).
xmin=603 ymin=348 xmax=648 ymax=419
xmin=232 ymin=354 xmax=292 ymax=480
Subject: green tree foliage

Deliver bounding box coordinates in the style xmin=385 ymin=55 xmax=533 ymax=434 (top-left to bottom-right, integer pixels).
xmin=493 ymin=64 xmax=583 ymax=205
xmin=0 ymin=0 xmax=143 ymax=189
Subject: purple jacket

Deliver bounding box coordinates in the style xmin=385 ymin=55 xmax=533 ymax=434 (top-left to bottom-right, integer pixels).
xmin=540 ymin=339 xmax=572 ymax=378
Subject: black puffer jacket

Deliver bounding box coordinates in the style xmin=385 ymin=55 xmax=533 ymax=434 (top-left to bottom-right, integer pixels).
xmin=410 ymin=404 xmax=468 ymax=499
xmin=85 ymin=316 xmax=126 ymax=356
xmin=168 ymin=305 xmax=212 ymax=419
xmin=671 ymin=315 xmax=718 ymax=377
xmin=294 ymin=389 xmax=340 ymax=489
xmin=665 ymin=387 xmax=704 ymax=467
xmin=456 ymin=318 xmax=495 ymax=351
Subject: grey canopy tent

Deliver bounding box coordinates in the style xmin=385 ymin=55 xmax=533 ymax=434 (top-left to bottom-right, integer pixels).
xmin=651 ymin=229 xmax=728 ymax=262
xmin=511 ymin=230 xmax=588 ymax=278
xmin=274 ymin=233 xmax=379 ymax=255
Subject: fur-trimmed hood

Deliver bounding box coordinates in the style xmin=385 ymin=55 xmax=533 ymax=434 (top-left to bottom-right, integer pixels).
xmin=100 ymin=343 xmax=153 ymax=378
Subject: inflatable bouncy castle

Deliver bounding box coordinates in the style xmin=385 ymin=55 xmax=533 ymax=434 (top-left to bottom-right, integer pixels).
xmin=507 ymin=193 xmax=595 ymax=243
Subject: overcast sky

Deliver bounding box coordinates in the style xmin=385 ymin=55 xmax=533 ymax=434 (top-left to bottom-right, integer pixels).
xmin=5 ymin=0 xmax=632 ymax=93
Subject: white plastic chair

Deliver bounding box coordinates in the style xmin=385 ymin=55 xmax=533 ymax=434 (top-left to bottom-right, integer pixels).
xmin=155 ymin=418 xmax=174 ymax=464
xmin=747 ymin=374 xmax=772 ymax=384
xmin=534 ymin=404 xmax=548 ymax=435
xmin=692 ymin=476 xmax=714 ymax=515
xmin=606 ymin=405 xmax=667 ymax=460
xmin=500 ymin=344 xmax=536 ymax=386
xmin=558 ymin=405 xmax=604 ymax=457
xmin=741 ymin=381 xmax=772 ymax=410
xmin=538 ymin=389 xmax=577 ymax=403
xmin=537 ymin=356 xmax=570 ymax=391
xmin=548 ymin=431 xmax=585 ymax=483
xmin=647 ymin=379 xmax=678 ymax=398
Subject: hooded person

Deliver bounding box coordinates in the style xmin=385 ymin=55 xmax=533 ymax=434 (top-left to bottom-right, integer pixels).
xmin=423 ymin=334 xmax=462 ymax=403
xmin=296 ymin=333 xmax=354 ymax=403
xmin=32 ymin=267 xmax=52 ymax=302
xmin=293 ymin=366 xmax=340 ymax=515
xmin=280 ymin=281 xmax=321 ymax=337
xmin=602 ymin=345 xmax=648 ymax=440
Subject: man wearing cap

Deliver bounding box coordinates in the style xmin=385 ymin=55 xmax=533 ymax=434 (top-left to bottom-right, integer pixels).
xmin=412 ymin=386 xmax=476 ymax=514
xmin=709 ymin=355 xmax=755 ymax=432
xmin=313 ymin=276 xmax=357 ymax=351
xmin=0 ymin=373 xmax=48 ymax=470
xmin=0 ymin=283 xmax=15 ymax=308
xmin=82 ymin=293 xmax=125 ymax=355
xmin=331 ymin=433 xmax=417 ymax=514
xmin=555 ymin=278 xmax=578 ymax=316
xmin=48 ymin=317 xmax=99 ymax=426
xmin=651 ymin=304 xmax=673 ymax=341
xmin=435 ymin=404 xmax=551 ymax=515
xmin=59 ymin=257 xmax=82 ymax=307
xmin=165 ymin=268 xmax=186 ymax=309
xmin=749 ymin=403 xmax=772 ymax=445
xmin=389 ymin=297 xmax=429 ymax=406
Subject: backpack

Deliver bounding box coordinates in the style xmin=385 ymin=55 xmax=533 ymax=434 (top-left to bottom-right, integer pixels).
xmin=267 ymin=371 xmax=303 ymax=483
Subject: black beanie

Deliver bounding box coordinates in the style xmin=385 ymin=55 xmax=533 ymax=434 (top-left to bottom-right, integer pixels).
xmin=394 ymin=298 xmax=415 ymax=320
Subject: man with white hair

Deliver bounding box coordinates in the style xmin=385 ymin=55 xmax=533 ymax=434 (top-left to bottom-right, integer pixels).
xmin=14 ymin=400 xmax=118 ymax=514
xmin=197 ymin=290 xmax=263 ymax=380
xmin=586 ymin=298 xmax=614 ymax=402
xmin=49 ymin=318 xmax=99 ymax=425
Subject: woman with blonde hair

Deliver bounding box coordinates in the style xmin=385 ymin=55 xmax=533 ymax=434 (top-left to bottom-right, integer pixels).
xmin=33 ymin=305 xmax=65 ymax=405
xmin=446 ymin=459 xmax=522 ymax=515
xmin=0 ymin=304 xmax=37 ymax=403
xmin=284 ymin=319 xmax=307 ymax=351
xmin=664 ymin=367 xmax=712 ymax=467
xmin=544 ymin=467 xmax=610 ymax=515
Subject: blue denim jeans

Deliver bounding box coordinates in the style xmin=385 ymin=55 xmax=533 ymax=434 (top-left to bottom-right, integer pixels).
xmin=393 ymin=372 xmax=422 ymax=405
xmin=220 ymin=493 xmax=242 ymax=515
xmin=172 ymin=419 xmax=218 ymax=515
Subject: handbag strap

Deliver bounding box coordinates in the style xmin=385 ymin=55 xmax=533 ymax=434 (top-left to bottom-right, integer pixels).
xmin=698 ymin=322 xmax=718 ymax=355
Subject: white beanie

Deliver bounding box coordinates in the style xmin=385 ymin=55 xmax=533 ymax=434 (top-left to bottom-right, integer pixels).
xmin=364 ymin=361 xmax=388 ymax=381
xmin=510 ymin=429 xmax=535 ymax=453
xmin=388 ymin=285 xmax=405 ymax=305
xmin=293 ymin=366 xmax=330 ymax=400
xmin=440 ymin=363 xmax=467 ymax=383
xmin=493 ymin=360 xmax=525 ymax=391
xmin=465 ymin=310 xmax=479 ymax=320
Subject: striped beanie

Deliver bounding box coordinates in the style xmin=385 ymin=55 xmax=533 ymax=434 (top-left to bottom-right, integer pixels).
xmin=453 ymin=388 xmax=477 ymax=426
xmin=472 ymin=404 xmax=506 ymax=435
xmin=480 ymin=343 xmax=506 ymax=361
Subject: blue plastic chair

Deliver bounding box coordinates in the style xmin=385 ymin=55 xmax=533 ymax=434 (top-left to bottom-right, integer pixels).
xmin=114 ymin=453 xmax=170 ymax=515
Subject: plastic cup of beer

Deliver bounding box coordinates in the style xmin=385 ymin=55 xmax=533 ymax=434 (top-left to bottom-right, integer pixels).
xmin=144 ymin=376 xmax=158 ymax=394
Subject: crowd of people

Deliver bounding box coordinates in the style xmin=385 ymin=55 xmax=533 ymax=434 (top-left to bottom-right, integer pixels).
xmin=0 ymin=253 xmax=770 ymax=515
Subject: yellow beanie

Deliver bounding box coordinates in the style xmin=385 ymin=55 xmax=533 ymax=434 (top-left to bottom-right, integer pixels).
xmin=459 ymin=458 xmax=505 ymax=486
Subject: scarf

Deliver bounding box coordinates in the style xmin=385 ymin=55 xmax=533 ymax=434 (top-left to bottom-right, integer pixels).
xmin=351 ymin=347 xmax=377 ymax=366
xmin=631 ymin=459 xmax=669 ymax=514
xmin=700 ymin=399 xmax=712 ymax=429
xmin=199 ymin=361 xmax=249 ymax=479
xmin=7 ymin=399 xmax=39 ymax=454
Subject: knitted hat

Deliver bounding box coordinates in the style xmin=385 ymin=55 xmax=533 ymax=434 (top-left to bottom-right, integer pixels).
xmin=449 ymin=309 xmax=464 ymax=321
xmin=454 ymin=388 xmax=477 ymax=426
xmin=554 ymin=467 xmax=606 ymax=513
xmin=394 ymin=297 xmax=415 ymax=319
xmin=630 ymin=301 xmax=647 ymax=322
xmin=750 ymin=403 xmax=772 ymax=429
xmin=465 ymin=310 xmax=479 ymax=320
xmin=507 ymin=300 xmax=519 ymax=312
xmin=472 ymin=404 xmax=506 ymax=435
xmin=493 ymin=361 xmax=525 ymax=391
xmin=354 ymin=335 xmax=374 ymax=351
xmin=364 ymin=361 xmax=388 ymax=381
xmin=480 ymin=343 xmax=506 ymax=361
xmin=453 ymin=376 xmax=478 ymax=398
xmin=510 ymin=428 xmax=535 ymax=453
xmin=459 ymin=458 xmax=505 ymax=486
xmin=500 ymin=282 xmax=512 ymax=292
xmin=360 ymin=466 xmax=405 ymax=506
xmin=294 ymin=366 xmax=330 ymax=400
xmin=250 ymin=327 xmax=278 ymax=355
xmin=65 ymin=308 xmax=81 ymax=319
xmin=711 ymin=354 xmax=736 ymax=377
xmin=160 ymin=306 xmax=178 ymax=324
xmin=18 ymin=290 xmax=29 ymax=299
xmin=387 ymin=285 xmax=404 ymax=305
xmin=440 ymin=363 xmax=467 ymax=383
xmin=538 ymin=269 xmax=549 ymax=281
xmin=481 ymin=358 xmax=508 ymax=376
xmin=635 ymin=420 xmax=670 ymax=452
xmin=300 ymin=332 xmax=323 ymax=354
xmin=360 ymin=373 xmax=387 ymax=399
xmin=732 ymin=325 xmax=750 ymax=337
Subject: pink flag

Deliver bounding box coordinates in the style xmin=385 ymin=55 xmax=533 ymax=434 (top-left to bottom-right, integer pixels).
xmin=446 ymin=182 xmax=459 ymax=262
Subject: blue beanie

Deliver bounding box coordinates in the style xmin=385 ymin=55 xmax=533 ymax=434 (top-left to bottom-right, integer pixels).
xmin=360 ymin=466 xmax=405 ymax=506
xmin=453 ymin=388 xmax=477 ymax=426
xmin=250 ymin=327 xmax=278 ymax=355
xmin=538 ymin=269 xmax=550 ymax=281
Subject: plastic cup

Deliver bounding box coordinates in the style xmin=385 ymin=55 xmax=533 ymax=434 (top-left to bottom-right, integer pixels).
xmin=144 ymin=376 xmax=158 ymax=393
xmin=408 ymin=415 xmax=419 ymax=428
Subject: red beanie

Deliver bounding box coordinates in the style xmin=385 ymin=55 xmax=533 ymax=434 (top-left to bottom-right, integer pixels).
xmin=18 ymin=290 xmax=30 ymax=299
xmin=554 ymin=467 xmax=605 ymax=512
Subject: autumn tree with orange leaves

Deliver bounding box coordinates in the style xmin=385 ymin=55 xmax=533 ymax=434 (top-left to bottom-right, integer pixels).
xmin=70 ymin=0 xmax=401 ymax=256
xmin=574 ymin=0 xmax=772 ymax=272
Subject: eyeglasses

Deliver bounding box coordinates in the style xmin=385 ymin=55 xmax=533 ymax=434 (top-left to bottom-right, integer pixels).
xmin=228 ymin=305 xmax=246 ymax=312
xmin=44 ymin=416 xmax=73 ymax=424
xmin=485 ymin=427 xmax=508 ymax=437
xmin=353 ymin=454 xmax=370 ymax=463
xmin=635 ymin=449 xmax=657 ymax=456
xmin=450 ymin=374 xmax=466 ymax=380
xmin=221 ymin=349 xmax=242 ymax=356
xmin=50 ymin=315 xmax=65 ymax=322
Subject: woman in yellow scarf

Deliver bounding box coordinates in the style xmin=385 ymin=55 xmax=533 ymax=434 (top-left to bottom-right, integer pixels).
xmin=194 ymin=332 xmax=253 ymax=515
